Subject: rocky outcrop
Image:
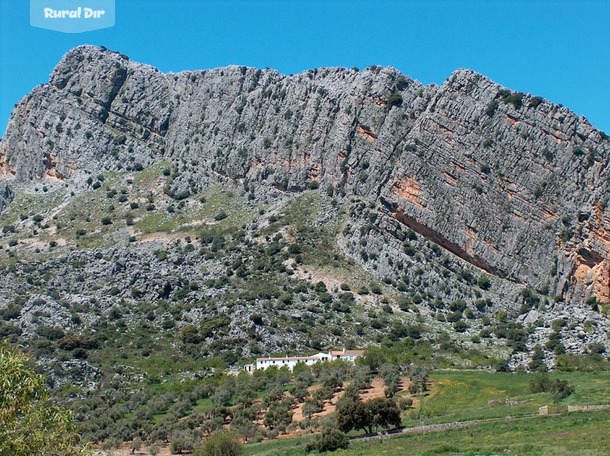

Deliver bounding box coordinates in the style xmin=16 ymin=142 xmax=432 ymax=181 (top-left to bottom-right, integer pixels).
xmin=0 ymin=181 xmax=13 ymax=213
xmin=1 ymin=45 xmax=609 ymax=306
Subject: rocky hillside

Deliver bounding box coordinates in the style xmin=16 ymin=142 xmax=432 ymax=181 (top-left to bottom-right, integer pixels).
xmin=0 ymin=45 xmax=609 ymax=372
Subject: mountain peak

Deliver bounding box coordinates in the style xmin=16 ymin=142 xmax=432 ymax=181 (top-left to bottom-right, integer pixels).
xmin=1 ymin=48 xmax=609 ymax=313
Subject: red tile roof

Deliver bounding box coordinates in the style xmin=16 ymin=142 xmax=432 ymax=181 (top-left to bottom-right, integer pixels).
xmin=330 ymin=350 xmax=365 ymax=356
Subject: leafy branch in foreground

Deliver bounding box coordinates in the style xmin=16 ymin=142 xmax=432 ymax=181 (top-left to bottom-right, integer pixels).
xmin=0 ymin=343 xmax=89 ymax=456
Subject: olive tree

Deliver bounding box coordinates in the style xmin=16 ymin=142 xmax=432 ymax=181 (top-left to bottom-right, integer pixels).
xmin=195 ymin=430 xmax=241 ymax=456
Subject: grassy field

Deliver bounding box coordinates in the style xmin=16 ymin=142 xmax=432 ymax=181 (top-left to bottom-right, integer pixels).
xmin=243 ymin=369 xmax=610 ymax=456
xmin=244 ymin=409 xmax=609 ymax=455
xmin=403 ymin=370 xmax=610 ymax=426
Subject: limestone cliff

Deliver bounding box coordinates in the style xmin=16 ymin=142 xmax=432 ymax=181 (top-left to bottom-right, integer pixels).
xmin=1 ymin=45 xmax=609 ymax=307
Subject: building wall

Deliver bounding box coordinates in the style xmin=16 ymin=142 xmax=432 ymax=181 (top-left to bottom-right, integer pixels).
xmin=249 ymin=351 xmax=362 ymax=372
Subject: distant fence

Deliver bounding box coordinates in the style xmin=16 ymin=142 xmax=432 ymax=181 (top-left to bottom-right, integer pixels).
xmin=567 ymin=404 xmax=610 ymax=412
xmin=539 ymin=404 xmax=610 ymax=415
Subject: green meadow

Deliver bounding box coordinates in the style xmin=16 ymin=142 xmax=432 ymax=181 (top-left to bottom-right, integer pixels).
xmin=243 ymin=370 xmax=610 ymax=456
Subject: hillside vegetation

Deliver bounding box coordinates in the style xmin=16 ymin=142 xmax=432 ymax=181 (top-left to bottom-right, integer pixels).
xmin=0 ymin=46 xmax=609 ymax=454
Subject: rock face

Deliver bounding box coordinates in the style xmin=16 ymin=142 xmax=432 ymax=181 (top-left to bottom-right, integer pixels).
xmin=1 ymin=45 xmax=610 ymax=305
xmin=0 ymin=181 xmax=13 ymax=212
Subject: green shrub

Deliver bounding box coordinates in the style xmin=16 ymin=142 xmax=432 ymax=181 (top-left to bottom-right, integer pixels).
xmin=446 ymin=311 xmax=462 ymax=323
xmin=530 ymin=96 xmax=544 ymax=107
xmin=499 ymin=90 xmax=524 ymax=109
xmin=395 ymin=75 xmax=409 ymax=91
xmin=170 ymin=431 xmax=198 ymax=454
xmin=306 ymin=428 xmax=349 ymax=453
xmin=181 ymin=325 xmax=202 ymax=344
xmin=35 ymin=325 xmax=65 ymax=341
xmin=214 ymin=211 xmax=228 ymax=221
xmin=529 ymin=374 xmax=574 ymax=402
xmin=173 ymin=190 xmax=190 ymax=200
xmin=453 ymin=320 xmax=468 ymax=332
xmin=315 ymin=280 xmax=328 ymax=292
xmin=357 ymin=286 xmax=369 ymax=295
xmin=319 ymin=292 xmax=332 ymax=303
xmin=387 ymin=93 xmax=403 ymax=108
xmin=573 ymin=147 xmax=585 ymax=157
xmin=195 ymin=430 xmax=241 ymax=456
xmin=478 ymin=275 xmax=492 ymax=290
xmin=588 ymin=342 xmax=605 ymax=354
xmin=485 ymin=100 xmax=499 ymax=116
xmin=287 ymin=244 xmax=301 ymax=255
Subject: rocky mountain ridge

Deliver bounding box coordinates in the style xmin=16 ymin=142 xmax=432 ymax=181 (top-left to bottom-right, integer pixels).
xmin=0 ymin=46 xmax=609 ymax=375
xmin=2 ymin=45 xmax=609 ymax=306
xmin=2 ymin=45 xmax=610 ymax=456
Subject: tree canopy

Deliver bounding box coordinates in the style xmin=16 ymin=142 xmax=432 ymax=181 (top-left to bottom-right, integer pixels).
xmin=0 ymin=343 xmax=88 ymax=456
xmin=195 ymin=430 xmax=241 ymax=456
xmin=336 ymin=397 xmax=401 ymax=435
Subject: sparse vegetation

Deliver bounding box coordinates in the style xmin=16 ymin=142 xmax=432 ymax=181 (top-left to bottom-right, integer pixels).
xmin=498 ymin=89 xmax=524 ymax=109
xmin=387 ymin=93 xmax=403 ymax=108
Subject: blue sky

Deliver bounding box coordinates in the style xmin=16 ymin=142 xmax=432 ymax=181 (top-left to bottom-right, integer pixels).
xmin=1 ymin=0 xmax=609 ymax=135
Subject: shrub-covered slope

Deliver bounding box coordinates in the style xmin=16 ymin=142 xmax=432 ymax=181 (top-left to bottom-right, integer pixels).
xmin=0 ymin=45 xmax=608 ymax=375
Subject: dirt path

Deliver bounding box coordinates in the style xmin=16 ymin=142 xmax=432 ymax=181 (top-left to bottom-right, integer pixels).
xmin=291 ymin=377 xmax=413 ymax=424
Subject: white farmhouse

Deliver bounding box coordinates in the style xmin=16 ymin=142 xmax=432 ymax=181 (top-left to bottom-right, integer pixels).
xmin=244 ymin=349 xmax=365 ymax=373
